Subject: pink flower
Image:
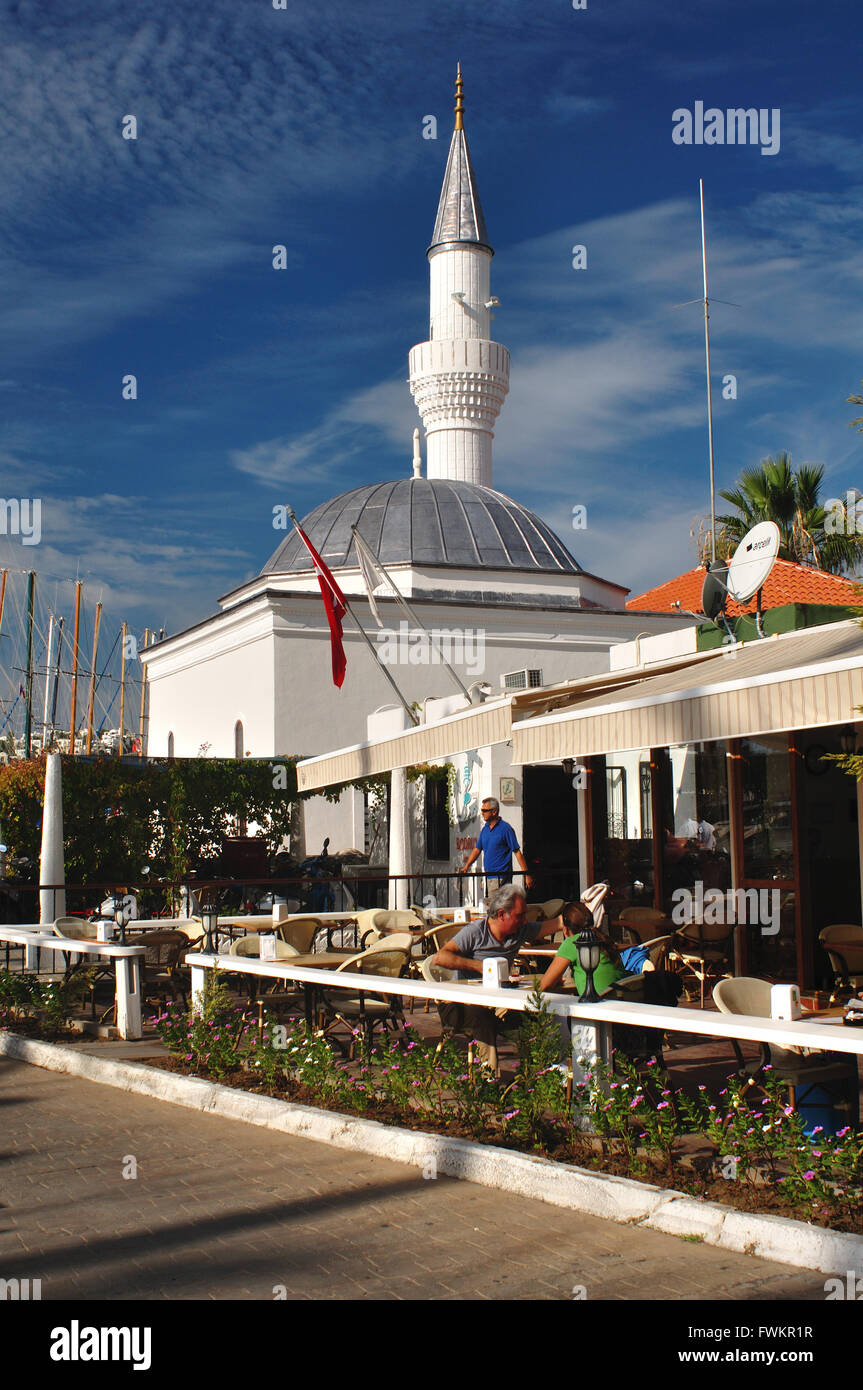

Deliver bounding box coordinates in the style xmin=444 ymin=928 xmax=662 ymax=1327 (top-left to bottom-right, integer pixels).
xmin=802 ymin=1171 xmax=815 ymax=1181
xmin=836 ymin=1126 xmax=851 ymax=1137
xmin=503 ymin=1109 xmax=520 ymax=1119
xmin=656 ymin=1101 xmax=669 ymax=1110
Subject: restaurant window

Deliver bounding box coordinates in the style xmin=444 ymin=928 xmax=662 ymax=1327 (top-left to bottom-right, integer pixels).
xmin=657 ymin=741 xmax=731 ymax=916
xmin=605 ymin=766 xmax=627 ymax=838
xmin=424 ymin=777 xmax=449 ymax=862
xmin=738 ymin=735 xmax=797 ymax=979
xmin=639 ymin=762 xmax=652 ymax=838
xmin=590 ymin=750 xmax=655 ymax=909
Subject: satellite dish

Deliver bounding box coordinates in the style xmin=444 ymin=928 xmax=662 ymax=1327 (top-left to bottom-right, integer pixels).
xmin=700 ymin=560 xmax=729 ymax=622
xmin=726 ymin=521 xmax=780 ymax=603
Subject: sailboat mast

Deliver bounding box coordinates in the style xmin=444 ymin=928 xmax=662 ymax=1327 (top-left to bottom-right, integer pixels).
xmin=42 ymin=615 xmax=55 ymax=738
xmin=23 ymin=572 xmax=35 ymax=758
xmin=118 ymin=621 xmax=127 ymax=757
xmin=69 ymin=581 xmax=82 ymax=755
xmin=85 ymin=602 xmax=102 ymax=754
xmin=49 ymin=616 xmax=65 ymax=745
xmin=700 ymin=178 xmax=717 ymax=565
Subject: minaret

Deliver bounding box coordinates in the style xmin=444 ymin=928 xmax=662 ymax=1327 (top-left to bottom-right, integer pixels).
xmin=409 ymin=65 xmax=510 ymax=488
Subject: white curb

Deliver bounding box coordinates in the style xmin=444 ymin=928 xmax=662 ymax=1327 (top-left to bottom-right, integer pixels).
xmin=2 ymin=1030 xmax=861 ymax=1277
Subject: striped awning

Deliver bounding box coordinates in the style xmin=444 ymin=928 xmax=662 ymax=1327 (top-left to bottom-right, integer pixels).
xmin=297 ymin=698 xmax=512 ymax=792
xmin=511 ymin=621 xmax=863 ymax=763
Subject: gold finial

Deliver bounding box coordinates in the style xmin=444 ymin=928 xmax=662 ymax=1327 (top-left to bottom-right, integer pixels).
xmin=454 ymin=62 xmax=464 ymax=130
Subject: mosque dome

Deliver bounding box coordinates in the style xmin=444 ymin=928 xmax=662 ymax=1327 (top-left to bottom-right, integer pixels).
xmin=261 ymin=478 xmax=582 ymax=576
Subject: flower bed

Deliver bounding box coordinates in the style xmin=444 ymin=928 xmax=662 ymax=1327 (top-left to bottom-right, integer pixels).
xmin=139 ymin=972 xmax=863 ymax=1235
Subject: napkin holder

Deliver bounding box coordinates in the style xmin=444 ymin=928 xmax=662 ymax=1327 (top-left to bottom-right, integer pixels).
xmin=482 ymin=956 xmax=509 ymax=989
xmin=259 ymin=934 xmax=278 ymax=961
xmin=770 ymin=983 xmax=801 ymax=1021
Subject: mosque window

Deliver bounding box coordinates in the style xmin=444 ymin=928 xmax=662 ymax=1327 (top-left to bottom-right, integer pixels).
xmin=234 ymin=721 xmax=244 ymax=759
xmin=167 ymin=732 xmax=174 ymax=759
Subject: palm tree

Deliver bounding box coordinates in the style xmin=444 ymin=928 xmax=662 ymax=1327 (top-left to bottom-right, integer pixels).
xmin=712 ymin=453 xmax=863 ymax=575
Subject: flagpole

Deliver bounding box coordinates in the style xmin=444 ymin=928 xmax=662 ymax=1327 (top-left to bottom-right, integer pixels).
xmin=351 ymin=525 xmax=475 ymax=702
xmin=286 ymin=508 xmax=419 ymax=726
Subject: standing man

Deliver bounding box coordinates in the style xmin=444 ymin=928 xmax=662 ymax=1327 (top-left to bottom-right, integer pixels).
xmin=459 ymin=797 xmax=532 ymax=891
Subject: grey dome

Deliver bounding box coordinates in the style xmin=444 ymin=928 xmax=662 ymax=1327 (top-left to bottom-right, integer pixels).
xmin=262 ymin=479 xmax=582 ymax=576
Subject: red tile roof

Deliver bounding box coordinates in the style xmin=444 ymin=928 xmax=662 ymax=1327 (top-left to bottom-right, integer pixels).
xmin=626 ymin=558 xmax=863 ymax=616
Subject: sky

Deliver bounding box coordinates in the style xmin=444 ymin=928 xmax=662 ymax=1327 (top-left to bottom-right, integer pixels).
xmin=0 ymin=0 xmax=861 ymax=722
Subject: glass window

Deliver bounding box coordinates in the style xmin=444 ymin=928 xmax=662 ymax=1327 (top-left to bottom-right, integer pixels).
xmin=658 ymin=741 xmax=732 ymax=914
xmin=590 ymin=750 xmax=655 ymax=909
xmin=740 ymin=736 xmax=794 ymax=882
xmin=234 ymin=720 xmax=244 ymax=760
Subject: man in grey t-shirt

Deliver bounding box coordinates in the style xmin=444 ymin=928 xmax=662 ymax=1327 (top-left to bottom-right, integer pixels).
xmin=431 ymin=884 xmax=561 ymax=1057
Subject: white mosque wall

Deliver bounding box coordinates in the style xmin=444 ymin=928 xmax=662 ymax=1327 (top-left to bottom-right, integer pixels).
xmin=146 ymin=591 xmax=693 ymax=764
xmin=144 ymin=600 xmax=275 ymax=758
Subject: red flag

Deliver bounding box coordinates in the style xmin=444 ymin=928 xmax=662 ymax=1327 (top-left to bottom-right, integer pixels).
xmin=293 ymin=525 xmax=348 ymax=688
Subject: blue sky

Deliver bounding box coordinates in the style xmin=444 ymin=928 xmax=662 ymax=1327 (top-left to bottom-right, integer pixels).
xmin=0 ymin=0 xmax=861 ymax=693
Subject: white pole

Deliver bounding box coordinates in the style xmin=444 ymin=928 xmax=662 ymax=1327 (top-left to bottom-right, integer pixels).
xmin=388 ymin=767 xmax=410 ymax=910
xmin=39 ymin=751 xmax=66 ymax=927
xmin=114 ymin=956 xmax=142 ymax=1039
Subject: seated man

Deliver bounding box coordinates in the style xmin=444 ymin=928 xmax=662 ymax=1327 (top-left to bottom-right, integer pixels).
xmin=431 ymin=883 xmax=557 ymax=1058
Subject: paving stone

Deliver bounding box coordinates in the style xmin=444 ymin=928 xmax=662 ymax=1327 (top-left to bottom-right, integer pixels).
xmin=0 ymin=1055 xmax=834 ymax=1301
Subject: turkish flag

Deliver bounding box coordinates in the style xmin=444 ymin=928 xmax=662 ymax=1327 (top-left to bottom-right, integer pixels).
xmin=293 ymin=526 xmax=348 ymax=688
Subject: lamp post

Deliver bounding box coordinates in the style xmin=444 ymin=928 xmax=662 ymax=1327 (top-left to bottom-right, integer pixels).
xmin=575 ymin=924 xmax=603 ymax=1002
xmin=114 ymin=893 xmax=127 ymax=947
xmin=202 ymin=908 xmax=219 ymax=955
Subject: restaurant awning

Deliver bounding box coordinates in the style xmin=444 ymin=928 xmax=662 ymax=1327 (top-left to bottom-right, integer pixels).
xmin=297 ymin=697 xmax=513 ymax=792
xmin=511 ymin=620 xmax=863 ymax=763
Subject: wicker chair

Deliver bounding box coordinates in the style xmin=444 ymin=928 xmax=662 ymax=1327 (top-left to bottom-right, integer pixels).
xmin=616 ymin=907 xmax=672 ymax=945
xmin=140 ymin=930 xmax=192 ymax=1009
xmin=818 ymin=925 xmax=863 ymax=1002
xmin=713 ymin=976 xmax=859 ymax=1126
xmin=355 ymin=908 xmax=424 ymax=945
xmin=668 ymin=920 xmax=735 ymax=1007
xmin=320 ymin=944 xmax=411 ymax=1053
xmin=275 ymin=918 xmax=322 ymax=953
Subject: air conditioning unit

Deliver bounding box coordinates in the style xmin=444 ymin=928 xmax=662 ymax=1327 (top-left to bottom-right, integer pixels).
xmin=503 ymin=668 xmax=543 ymax=691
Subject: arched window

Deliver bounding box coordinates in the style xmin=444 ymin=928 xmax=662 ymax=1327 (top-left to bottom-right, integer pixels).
xmin=167 ymin=732 xmax=175 ymax=759
xmin=234 ymin=720 xmax=244 ymax=759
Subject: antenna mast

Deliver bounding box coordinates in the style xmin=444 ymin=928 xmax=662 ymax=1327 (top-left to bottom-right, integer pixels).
xmin=700 ymin=179 xmax=717 ymax=564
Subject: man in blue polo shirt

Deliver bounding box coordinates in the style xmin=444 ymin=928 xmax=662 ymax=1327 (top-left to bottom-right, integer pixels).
xmin=458 ymin=797 xmax=533 ymax=890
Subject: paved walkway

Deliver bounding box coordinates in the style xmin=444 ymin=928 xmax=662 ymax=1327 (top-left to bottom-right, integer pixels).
xmin=0 ymin=1057 xmax=830 ymax=1301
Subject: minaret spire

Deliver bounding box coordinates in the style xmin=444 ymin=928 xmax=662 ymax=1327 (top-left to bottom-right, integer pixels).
xmin=408 ymin=67 xmax=510 ymax=488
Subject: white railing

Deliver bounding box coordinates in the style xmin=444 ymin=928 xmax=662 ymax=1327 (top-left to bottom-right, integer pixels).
xmin=184 ymin=951 xmax=863 ymax=1080
xmin=0 ymin=926 xmax=146 ymax=1039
